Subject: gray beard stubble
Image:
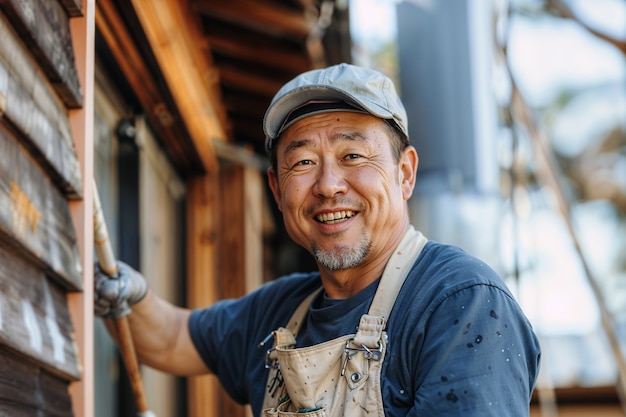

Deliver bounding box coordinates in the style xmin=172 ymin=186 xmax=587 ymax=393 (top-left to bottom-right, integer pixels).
xmin=312 ymin=237 xmax=372 ymax=271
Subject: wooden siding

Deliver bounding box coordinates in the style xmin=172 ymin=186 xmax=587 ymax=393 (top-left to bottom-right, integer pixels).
xmin=0 ymin=243 xmax=80 ymax=381
xmin=0 ymin=0 xmax=87 ymax=415
xmin=0 ymin=351 xmax=73 ymax=417
xmin=0 ymin=0 xmax=83 ymax=108
xmin=0 ymin=127 xmax=82 ymax=290
xmin=0 ymin=14 xmax=82 ymax=198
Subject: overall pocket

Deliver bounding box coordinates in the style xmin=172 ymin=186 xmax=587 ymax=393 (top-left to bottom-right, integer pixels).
xmin=262 ymin=400 xmax=327 ymax=417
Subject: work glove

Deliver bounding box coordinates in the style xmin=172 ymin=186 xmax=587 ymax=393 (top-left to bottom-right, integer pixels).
xmin=94 ymin=260 xmax=148 ymax=319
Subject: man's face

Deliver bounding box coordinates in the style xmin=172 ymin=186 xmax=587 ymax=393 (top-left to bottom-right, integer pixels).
xmin=268 ymin=111 xmax=418 ymax=272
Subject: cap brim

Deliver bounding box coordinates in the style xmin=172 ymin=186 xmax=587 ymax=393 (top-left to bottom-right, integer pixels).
xmin=263 ymin=85 xmax=394 ymax=141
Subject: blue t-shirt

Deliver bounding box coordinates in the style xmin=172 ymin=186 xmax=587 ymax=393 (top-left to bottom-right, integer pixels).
xmin=189 ymin=241 xmax=541 ymax=416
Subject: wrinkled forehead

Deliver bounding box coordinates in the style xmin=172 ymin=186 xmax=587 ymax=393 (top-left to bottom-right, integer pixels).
xmin=275 ymin=111 xmax=391 ymax=154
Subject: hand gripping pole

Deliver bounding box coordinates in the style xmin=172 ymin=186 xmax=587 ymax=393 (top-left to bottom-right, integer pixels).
xmin=93 ymin=180 xmax=156 ymax=417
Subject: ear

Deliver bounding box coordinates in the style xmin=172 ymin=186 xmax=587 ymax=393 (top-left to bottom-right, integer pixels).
xmin=267 ymin=166 xmax=283 ymax=212
xmin=398 ymin=146 xmax=418 ymax=200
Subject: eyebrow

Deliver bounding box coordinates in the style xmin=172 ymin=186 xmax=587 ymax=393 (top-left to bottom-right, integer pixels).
xmin=283 ymin=139 xmax=312 ymax=155
xmin=283 ymin=131 xmax=368 ymax=155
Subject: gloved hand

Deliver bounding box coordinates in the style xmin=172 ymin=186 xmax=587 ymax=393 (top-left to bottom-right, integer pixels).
xmin=94 ymin=260 xmax=148 ymax=319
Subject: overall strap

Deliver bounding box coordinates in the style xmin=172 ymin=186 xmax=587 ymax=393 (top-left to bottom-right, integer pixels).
xmin=354 ymin=226 xmax=427 ymax=346
xmin=367 ymin=226 xmax=427 ymax=319
xmin=285 ymin=226 xmax=428 ymax=335
xmin=285 ymin=287 xmax=323 ymax=336
xmin=261 ymin=227 xmax=428 ymax=414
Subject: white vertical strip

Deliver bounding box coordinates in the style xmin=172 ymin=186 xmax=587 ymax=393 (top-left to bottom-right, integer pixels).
xmin=468 ymin=1 xmax=499 ymax=194
xmin=22 ymin=300 xmax=42 ymax=353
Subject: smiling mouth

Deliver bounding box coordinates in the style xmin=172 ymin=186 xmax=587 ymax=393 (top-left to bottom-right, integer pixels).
xmin=315 ymin=210 xmax=356 ymax=224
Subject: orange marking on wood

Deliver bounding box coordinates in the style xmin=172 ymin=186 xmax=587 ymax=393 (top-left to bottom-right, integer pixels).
xmin=10 ymin=181 xmax=42 ymax=234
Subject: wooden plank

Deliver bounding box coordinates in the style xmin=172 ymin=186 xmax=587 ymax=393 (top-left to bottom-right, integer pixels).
xmin=67 ymin=2 xmax=96 ymax=412
xmin=40 ymin=371 xmax=75 ymax=417
xmin=204 ymin=32 xmax=310 ymax=74
xmin=0 ymin=0 xmax=83 ymax=108
xmin=0 ymin=351 xmax=37 ymax=413
xmin=218 ymin=165 xmax=246 ymax=299
xmin=212 ymin=139 xmax=268 ymax=171
xmin=0 ymin=126 xmax=83 ymax=290
xmin=218 ymin=64 xmax=287 ymax=97
xmin=217 ymin=165 xmax=248 ymax=417
xmin=0 ymin=350 xmax=74 ymax=416
xmin=223 ymin=114 xmax=264 ymax=153
xmin=59 ymin=0 xmax=83 ymax=17
xmin=0 ymin=15 xmax=83 ymax=198
xmin=193 ymin=0 xmax=313 ymax=39
xmin=186 ymin=174 xmax=220 ymax=417
xmin=0 ymin=66 xmax=83 ymax=198
xmin=131 ymin=0 xmax=226 ymax=172
xmin=0 ymin=243 xmax=81 ymax=380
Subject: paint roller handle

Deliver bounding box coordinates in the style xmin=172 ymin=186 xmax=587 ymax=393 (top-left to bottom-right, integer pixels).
xmin=93 ymin=182 xmax=147 ymax=318
xmin=93 ymin=181 xmax=155 ymax=416
xmin=116 ymin=316 xmax=153 ymax=415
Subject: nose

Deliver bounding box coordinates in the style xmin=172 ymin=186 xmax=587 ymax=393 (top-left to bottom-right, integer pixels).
xmin=313 ymin=159 xmax=347 ymax=198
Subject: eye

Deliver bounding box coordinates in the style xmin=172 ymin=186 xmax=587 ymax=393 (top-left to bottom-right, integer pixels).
xmin=294 ymin=159 xmax=313 ymax=167
xmin=344 ymin=153 xmax=361 ymax=161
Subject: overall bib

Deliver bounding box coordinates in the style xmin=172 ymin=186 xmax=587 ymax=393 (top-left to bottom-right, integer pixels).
xmin=261 ymin=226 xmax=427 ymax=417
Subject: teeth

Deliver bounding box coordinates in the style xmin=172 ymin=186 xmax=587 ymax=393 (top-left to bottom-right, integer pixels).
xmin=316 ymin=210 xmax=355 ymax=224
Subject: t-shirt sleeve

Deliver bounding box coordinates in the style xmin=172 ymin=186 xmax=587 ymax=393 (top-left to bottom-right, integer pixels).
xmin=409 ymin=283 xmax=541 ymax=416
xmin=187 ymin=273 xmax=322 ymax=404
xmin=189 ymin=298 xmax=243 ymax=374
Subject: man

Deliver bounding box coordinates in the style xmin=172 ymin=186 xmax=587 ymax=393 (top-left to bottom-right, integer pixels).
xmin=95 ymin=63 xmax=541 ymax=416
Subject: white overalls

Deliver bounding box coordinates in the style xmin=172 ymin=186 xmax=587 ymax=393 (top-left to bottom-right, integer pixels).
xmin=262 ymin=227 xmax=427 ymax=417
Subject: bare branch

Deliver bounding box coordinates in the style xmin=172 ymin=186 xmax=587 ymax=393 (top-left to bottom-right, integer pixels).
xmin=546 ymin=0 xmax=626 ymax=55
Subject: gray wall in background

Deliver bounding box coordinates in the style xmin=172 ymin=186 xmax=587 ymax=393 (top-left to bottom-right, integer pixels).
xmin=398 ymin=0 xmax=478 ymax=192
xmin=397 ymin=1 xmax=502 ymax=266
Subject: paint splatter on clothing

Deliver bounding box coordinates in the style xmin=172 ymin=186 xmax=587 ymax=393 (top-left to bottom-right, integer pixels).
xmin=189 ymin=240 xmax=541 ymax=416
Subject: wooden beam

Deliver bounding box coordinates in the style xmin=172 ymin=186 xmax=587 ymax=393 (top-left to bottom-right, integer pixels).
xmin=217 ymin=164 xmax=249 ymax=417
xmin=218 ymin=165 xmax=246 ymax=299
xmin=130 ymin=0 xmax=227 ymax=173
xmin=221 ymin=90 xmax=269 ymax=120
xmin=220 ymin=91 xmax=266 ymax=117
xmin=206 ymin=34 xmax=310 ymax=73
xmin=96 ymin=0 xmax=208 ymax=176
xmin=221 ymin=115 xmax=265 ymax=152
xmin=213 ymin=139 xmax=267 ymax=171
xmin=59 ymin=0 xmax=83 ymax=17
xmin=186 ymin=174 xmax=220 ymax=417
xmin=193 ymin=0 xmax=314 ymax=40
xmin=219 ymin=65 xmax=286 ymax=97
xmin=67 ymin=1 xmax=96 ymax=415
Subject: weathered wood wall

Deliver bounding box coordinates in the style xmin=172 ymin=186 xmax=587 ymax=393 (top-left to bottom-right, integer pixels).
xmin=0 ymin=351 xmax=74 ymax=416
xmin=0 ymin=243 xmax=80 ymax=380
xmin=0 ymin=0 xmax=85 ymax=415
xmin=0 ymin=0 xmax=83 ymax=108
xmin=0 ymin=4 xmax=82 ymax=198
